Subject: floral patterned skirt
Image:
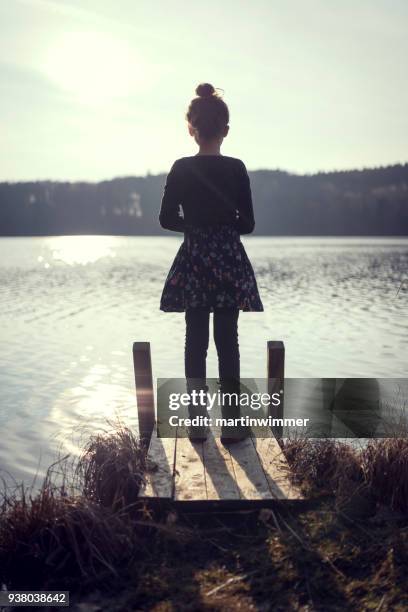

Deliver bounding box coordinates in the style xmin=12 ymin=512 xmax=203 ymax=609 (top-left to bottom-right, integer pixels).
xmin=160 ymin=224 xmax=264 ymax=312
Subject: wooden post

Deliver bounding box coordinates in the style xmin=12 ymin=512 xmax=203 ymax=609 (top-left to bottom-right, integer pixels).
xmin=267 ymin=341 xmax=285 ymax=438
xmin=133 ymin=342 xmax=155 ymax=446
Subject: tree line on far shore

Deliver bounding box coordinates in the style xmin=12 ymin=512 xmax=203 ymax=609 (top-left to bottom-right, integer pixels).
xmin=0 ymin=163 xmax=407 ymax=236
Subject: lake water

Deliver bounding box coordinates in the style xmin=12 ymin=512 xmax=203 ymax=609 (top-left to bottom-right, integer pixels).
xmin=0 ymin=236 xmax=407 ymax=485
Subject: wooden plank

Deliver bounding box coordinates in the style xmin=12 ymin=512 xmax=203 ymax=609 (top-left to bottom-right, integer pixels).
xmin=227 ymin=436 xmax=273 ymax=500
xmin=267 ymin=340 xmax=285 ymax=439
xmin=133 ymin=342 xmax=155 ymax=444
xmin=174 ymin=436 xmax=207 ymax=501
xmin=267 ymin=340 xmax=285 ymax=379
xmin=202 ymin=435 xmax=240 ymax=500
xmin=251 ymin=435 xmax=303 ymax=500
xmin=139 ymin=428 xmax=176 ymax=499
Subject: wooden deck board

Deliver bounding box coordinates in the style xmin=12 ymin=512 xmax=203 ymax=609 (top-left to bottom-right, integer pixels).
xmin=251 ymin=436 xmax=304 ymax=500
xmin=139 ymin=429 xmax=176 ymax=499
xmin=202 ymin=435 xmax=240 ymax=500
xmin=227 ymin=436 xmax=273 ymax=500
xmin=174 ymin=436 xmax=207 ymax=501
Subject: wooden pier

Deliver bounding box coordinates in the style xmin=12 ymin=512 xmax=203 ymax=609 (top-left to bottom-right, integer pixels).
xmin=133 ymin=341 xmax=303 ymax=509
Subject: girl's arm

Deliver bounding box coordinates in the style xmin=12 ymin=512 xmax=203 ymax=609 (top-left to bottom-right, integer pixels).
xmin=159 ymin=162 xmax=185 ymax=233
xmin=236 ymin=161 xmax=255 ymax=235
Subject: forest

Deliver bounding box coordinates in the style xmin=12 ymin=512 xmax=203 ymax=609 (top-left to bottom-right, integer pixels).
xmin=0 ymin=163 xmax=407 ymax=235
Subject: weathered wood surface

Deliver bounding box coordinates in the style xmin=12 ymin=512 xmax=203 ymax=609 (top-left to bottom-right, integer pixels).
xmin=251 ymin=435 xmax=303 ymax=500
xmin=139 ymin=428 xmax=303 ymax=503
xmin=132 ymin=342 xmax=155 ymax=443
xmin=174 ymin=436 xmax=207 ymax=501
xmin=267 ymin=340 xmax=285 ymax=438
xmin=227 ymin=436 xmax=272 ymax=500
xmin=202 ymin=435 xmax=240 ymax=500
xmin=138 ymin=429 xmax=176 ymax=499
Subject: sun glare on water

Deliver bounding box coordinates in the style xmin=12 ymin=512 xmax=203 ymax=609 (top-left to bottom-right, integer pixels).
xmin=47 ymin=235 xmax=117 ymax=265
xmin=42 ymin=31 xmax=145 ymax=105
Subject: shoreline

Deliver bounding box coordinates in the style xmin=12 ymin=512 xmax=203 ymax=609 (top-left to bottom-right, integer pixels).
xmin=1 ymin=426 xmax=408 ymax=609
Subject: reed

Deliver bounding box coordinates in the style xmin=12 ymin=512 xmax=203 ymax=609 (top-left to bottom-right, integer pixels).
xmin=362 ymin=439 xmax=408 ymax=513
xmin=77 ymin=424 xmax=146 ymax=510
xmin=281 ymin=437 xmax=408 ymax=514
xmin=0 ymin=423 xmax=146 ymax=590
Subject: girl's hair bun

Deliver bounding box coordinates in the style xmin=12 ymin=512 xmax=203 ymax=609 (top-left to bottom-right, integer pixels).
xmin=195 ymin=83 xmax=216 ymax=98
xmin=187 ymin=83 xmax=229 ymax=140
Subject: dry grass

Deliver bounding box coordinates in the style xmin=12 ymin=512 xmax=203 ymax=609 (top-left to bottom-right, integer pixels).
xmin=281 ymin=437 xmax=408 ymax=514
xmin=362 ymin=439 xmax=408 ymax=513
xmin=0 ymin=423 xmax=147 ymax=590
xmin=1 ymin=427 xmax=408 ymax=609
xmin=281 ymin=438 xmax=362 ymax=494
xmin=77 ymin=425 xmax=146 ymax=510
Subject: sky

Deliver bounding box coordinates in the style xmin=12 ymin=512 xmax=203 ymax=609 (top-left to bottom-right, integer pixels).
xmin=1 ymin=0 xmax=407 ymax=181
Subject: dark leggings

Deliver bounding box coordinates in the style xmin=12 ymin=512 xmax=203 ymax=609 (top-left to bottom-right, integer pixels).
xmin=185 ymin=308 xmax=240 ymax=382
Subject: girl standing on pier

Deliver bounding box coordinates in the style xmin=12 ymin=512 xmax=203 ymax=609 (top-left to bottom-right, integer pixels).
xmin=159 ymin=83 xmax=263 ymax=442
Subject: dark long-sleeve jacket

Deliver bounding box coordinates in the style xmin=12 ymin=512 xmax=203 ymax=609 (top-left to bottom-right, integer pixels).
xmin=159 ymin=155 xmax=255 ymax=235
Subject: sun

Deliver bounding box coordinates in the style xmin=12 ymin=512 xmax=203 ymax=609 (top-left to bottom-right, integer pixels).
xmin=42 ymin=31 xmax=143 ymax=105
